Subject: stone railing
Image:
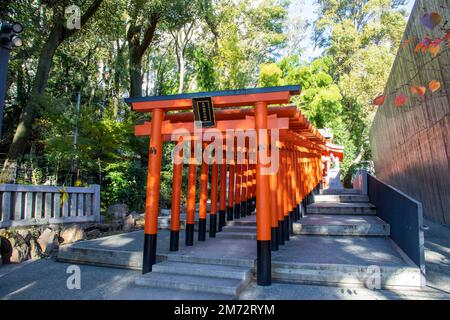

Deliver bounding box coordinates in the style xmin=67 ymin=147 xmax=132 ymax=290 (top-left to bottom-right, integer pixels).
xmin=0 ymin=184 xmax=101 ymax=228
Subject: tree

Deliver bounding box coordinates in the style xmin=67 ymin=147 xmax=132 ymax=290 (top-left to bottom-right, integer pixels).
xmin=311 ymin=0 xmax=408 ymax=183
xmin=1 ymin=0 xmax=104 ymax=182
xmin=259 ymin=55 xmax=357 ymax=176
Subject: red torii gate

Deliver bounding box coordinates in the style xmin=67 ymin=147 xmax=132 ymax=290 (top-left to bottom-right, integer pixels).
xmin=126 ymin=85 xmax=327 ymax=286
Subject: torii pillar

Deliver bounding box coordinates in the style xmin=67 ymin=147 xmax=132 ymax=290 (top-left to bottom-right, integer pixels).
xmin=254 ymin=101 xmax=271 ymax=286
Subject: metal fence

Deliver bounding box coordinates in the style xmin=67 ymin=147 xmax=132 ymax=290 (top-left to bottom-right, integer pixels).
xmin=355 ymin=170 xmax=425 ymax=276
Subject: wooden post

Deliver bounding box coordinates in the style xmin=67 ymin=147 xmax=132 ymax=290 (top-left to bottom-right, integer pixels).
xmin=218 ymin=149 xmax=227 ymax=231
xmin=198 ymin=143 xmax=209 ymax=241
xmin=281 ymin=147 xmax=290 ymax=242
xmin=142 ymin=108 xmax=165 ymax=274
xmin=287 ymin=144 xmax=294 ymax=235
xmin=210 ymin=156 xmax=219 ymax=237
xmin=246 ymin=150 xmax=252 ymax=216
xmin=227 ymin=148 xmax=235 ymax=221
xmin=170 ymin=144 xmax=183 ymax=251
xmin=185 ymin=144 xmax=197 ymax=246
xmin=234 ymin=145 xmax=242 ymax=219
xmin=252 ymin=164 xmax=256 ymax=213
xmin=254 ymin=101 xmax=271 ymax=286
xmin=295 ymin=147 xmax=301 ymax=220
xmin=276 ymin=144 xmax=285 ymax=246
xmin=241 ymin=142 xmax=248 ymax=218
xmin=269 ymin=156 xmax=279 ymax=251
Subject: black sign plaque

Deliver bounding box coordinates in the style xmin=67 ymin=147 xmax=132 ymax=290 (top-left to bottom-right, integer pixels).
xmin=192 ymin=96 xmax=216 ymax=128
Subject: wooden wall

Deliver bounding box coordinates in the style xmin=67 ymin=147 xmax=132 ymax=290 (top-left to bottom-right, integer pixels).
xmin=369 ymin=0 xmax=450 ymax=226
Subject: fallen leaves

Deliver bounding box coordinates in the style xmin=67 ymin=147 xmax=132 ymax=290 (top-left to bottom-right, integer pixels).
xmin=429 ymin=80 xmax=441 ymax=93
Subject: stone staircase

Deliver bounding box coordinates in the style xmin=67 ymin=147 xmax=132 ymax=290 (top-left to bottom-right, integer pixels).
xmin=306 ymin=202 xmax=376 ymax=215
xmin=273 ymin=189 xmax=423 ymax=288
xmin=294 ymin=193 xmax=388 ymax=236
xmin=135 ymin=215 xmax=257 ymax=299
xmin=293 ymin=215 xmax=390 ymax=236
xmin=135 ymin=188 xmax=423 ymax=294
xmin=216 ymin=220 xmax=257 ymax=240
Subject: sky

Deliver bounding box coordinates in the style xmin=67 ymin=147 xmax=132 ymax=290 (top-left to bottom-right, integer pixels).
xmin=289 ymin=0 xmax=417 ymax=62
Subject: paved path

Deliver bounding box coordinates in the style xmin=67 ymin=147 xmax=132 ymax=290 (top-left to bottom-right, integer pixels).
xmin=0 ymin=218 xmax=449 ymax=300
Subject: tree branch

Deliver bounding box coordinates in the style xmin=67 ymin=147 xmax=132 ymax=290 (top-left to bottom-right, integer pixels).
xmin=137 ymin=14 xmax=159 ymax=58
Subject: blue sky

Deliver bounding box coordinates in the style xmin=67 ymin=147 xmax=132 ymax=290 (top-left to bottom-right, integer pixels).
xmin=289 ymin=0 xmax=416 ymax=61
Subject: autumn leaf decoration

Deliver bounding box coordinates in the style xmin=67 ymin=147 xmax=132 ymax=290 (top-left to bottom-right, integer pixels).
xmin=410 ymin=85 xmax=426 ymax=97
xmin=445 ymin=30 xmax=450 ymax=46
xmin=400 ymin=37 xmax=414 ymax=50
xmin=414 ymin=37 xmax=444 ymax=56
xmin=395 ymin=94 xmax=408 ymax=107
xmin=429 ymin=80 xmax=441 ymax=93
xmin=421 ymin=12 xmax=442 ymax=30
xmin=374 ymin=11 xmax=446 ymax=108
xmin=373 ymin=95 xmax=386 ymax=106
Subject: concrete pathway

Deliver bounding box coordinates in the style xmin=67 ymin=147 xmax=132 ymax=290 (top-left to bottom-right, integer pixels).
xmin=0 ymin=256 xmax=447 ymax=300
xmin=0 ymin=218 xmax=449 ymax=300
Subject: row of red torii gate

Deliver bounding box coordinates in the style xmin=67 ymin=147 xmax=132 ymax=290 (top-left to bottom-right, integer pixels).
xmin=125 ymin=85 xmax=344 ymax=286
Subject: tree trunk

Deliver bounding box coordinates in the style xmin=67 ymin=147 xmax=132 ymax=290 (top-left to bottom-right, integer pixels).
xmin=129 ymin=47 xmax=143 ymax=97
xmin=126 ymin=16 xmax=159 ymax=98
xmin=178 ymin=54 xmax=185 ymax=94
xmin=1 ymin=0 xmax=103 ymax=182
xmin=1 ymin=20 xmax=64 ymax=181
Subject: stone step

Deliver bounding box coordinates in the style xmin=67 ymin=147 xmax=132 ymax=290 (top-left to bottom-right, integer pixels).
xmin=320 ymin=189 xmax=360 ymax=195
xmin=293 ymin=215 xmax=390 ymax=236
xmin=152 ymin=261 xmax=252 ymax=281
xmin=167 ymin=253 xmax=256 ymax=269
xmin=159 ymin=216 xmax=255 ymax=230
xmin=58 ymin=245 xmax=146 ymax=270
xmin=225 ymin=220 xmax=257 ymax=227
xmin=307 ymin=202 xmax=376 ymax=215
xmin=158 ymin=217 xmax=215 ymax=231
xmin=314 ymin=194 xmax=369 ymax=203
xmin=216 ymin=231 xmax=256 ymax=240
xmin=135 ymin=272 xmax=250 ymax=297
xmin=271 ymin=262 xmax=422 ymax=289
xmin=221 ymin=225 xmax=257 ymax=233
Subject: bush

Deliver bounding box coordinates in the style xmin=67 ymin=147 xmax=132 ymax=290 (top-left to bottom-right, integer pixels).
xmin=102 ymin=160 xmax=147 ymax=212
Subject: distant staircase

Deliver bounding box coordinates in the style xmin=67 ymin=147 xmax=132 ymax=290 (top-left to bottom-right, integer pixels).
xmin=216 ymin=220 xmax=257 ymax=240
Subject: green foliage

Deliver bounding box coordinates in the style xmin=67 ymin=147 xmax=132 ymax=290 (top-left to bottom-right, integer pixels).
xmin=1 ymin=0 xmax=410 ymax=208
xmin=193 ymin=48 xmax=217 ymax=91
xmin=102 ymin=160 xmax=147 ymax=212
xmin=309 ymin=0 xmax=408 ymax=181
xmin=259 ymin=63 xmax=282 ymax=87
